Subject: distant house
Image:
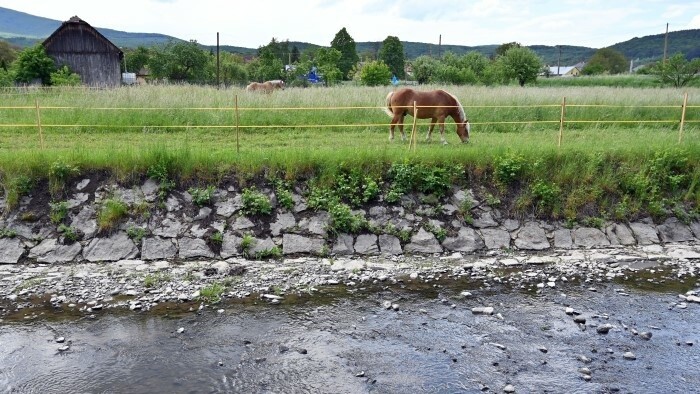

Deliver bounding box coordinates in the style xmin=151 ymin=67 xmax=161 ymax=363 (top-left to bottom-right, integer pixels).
xmin=43 ymin=16 xmax=123 ymax=87
xmin=547 ymin=65 xmax=582 ymax=77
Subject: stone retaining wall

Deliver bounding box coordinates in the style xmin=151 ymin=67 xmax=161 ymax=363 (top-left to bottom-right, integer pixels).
xmin=1 ymin=177 xmax=699 ymax=265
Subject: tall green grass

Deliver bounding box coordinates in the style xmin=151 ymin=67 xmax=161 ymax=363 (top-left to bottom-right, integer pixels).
xmin=0 ymin=85 xmax=698 ymax=221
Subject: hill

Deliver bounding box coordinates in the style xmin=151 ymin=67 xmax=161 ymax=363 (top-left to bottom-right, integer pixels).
xmin=1 ymin=6 xmax=698 ymax=65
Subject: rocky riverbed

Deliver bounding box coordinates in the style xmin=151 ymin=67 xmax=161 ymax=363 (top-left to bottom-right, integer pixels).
xmin=1 ymin=242 xmax=699 ymax=322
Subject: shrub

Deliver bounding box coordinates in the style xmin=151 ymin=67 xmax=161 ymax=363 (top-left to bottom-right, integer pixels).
xmin=0 ymin=228 xmax=17 ymax=238
xmin=241 ymin=187 xmax=272 ymax=215
xmin=57 ymin=224 xmax=80 ymax=243
xmin=274 ymin=181 xmax=295 ymax=211
xmin=49 ymin=201 xmax=69 ymax=225
xmin=494 ymin=153 xmax=525 ymax=186
xmin=199 ymin=282 xmax=225 ymax=303
xmin=97 ymin=199 xmax=129 ymax=232
xmin=48 ymin=161 xmax=80 ymax=197
xmin=328 ymin=202 xmax=367 ymax=234
xmin=126 ymin=226 xmax=147 ymax=243
xmin=188 ymin=185 xmax=215 ymax=207
xmin=50 ymin=65 xmax=81 ymax=86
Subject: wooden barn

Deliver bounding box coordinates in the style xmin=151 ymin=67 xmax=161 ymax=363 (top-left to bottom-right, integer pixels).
xmin=43 ymin=16 xmax=123 ymax=87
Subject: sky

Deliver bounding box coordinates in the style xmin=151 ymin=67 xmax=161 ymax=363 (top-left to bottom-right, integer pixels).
xmin=2 ymin=0 xmax=700 ymax=49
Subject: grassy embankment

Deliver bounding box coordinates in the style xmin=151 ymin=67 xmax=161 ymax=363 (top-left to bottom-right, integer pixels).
xmin=0 ymin=84 xmax=698 ymax=224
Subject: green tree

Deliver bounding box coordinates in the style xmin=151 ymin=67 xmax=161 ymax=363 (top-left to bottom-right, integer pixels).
xmin=412 ymin=55 xmax=439 ymax=84
xmin=497 ymin=46 xmax=542 ymax=86
xmin=359 ymin=60 xmax=392 ymax=86
xmin=149 ymin=40 xmax=212 ymax=83
xmin=649 ymin=53 xmax=700 ymax=87
xmin=125 ymin=46 xmax=151 ymax=73
xmin=12 ymin=44 xmax=56 ymax=85
xmin=0 ymin=40 xmax=18 ymax=70
xmin=50 ymin=65 xmax=81 ymax=86
xmin=315 ymin=47 xmax=343 ymax=85
xmin=219 ymin=52 xmax=248 ymax=86
xmin=290 ymin=45 xmax=300 ymax=63
xmin=330 ymin=27 xmax=359 ymax=80
xmin=582 ymin=47 xmax=628 ymax=75
xmin=248 ymin=44 xmax=284 ymax=82
xmin=495 ymin=42 xmax=521 ymax=58
xmin=378 ymin=36 xmax=405 ymax=79
xmin=0 ymin=67 xmax=13 ymax=87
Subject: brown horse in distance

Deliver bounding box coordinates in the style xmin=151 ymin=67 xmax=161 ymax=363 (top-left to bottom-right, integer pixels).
xmin=245 ymin=80 xmax=285 ymax=93
xmin=384 ymin=88 xmax=470 ymax=144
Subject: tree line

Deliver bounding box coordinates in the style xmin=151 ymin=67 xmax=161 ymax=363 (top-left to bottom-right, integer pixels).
xmin=1 ymin=28 xmax=698 ymax=88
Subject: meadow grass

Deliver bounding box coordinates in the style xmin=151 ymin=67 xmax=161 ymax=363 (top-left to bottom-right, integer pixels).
xmin=0 ymin=84 xmax=698 ymax=221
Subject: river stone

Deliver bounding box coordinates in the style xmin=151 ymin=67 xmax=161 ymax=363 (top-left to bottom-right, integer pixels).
xmin=220 ymin=233 xmax=242 ymax=258
xmin=573 ymin=227 xmax=610 ymax=248
xmin=70 ymin=206 xmax=98 ymax=239
xmin=214 ymin=196 xmax=242 ymax=218
xmin=282 ymin=234 xmax=325 ymax=255
xmin=480 ymin=228 xmax=511 ymax=249
xmin=657 ymin=218 xmax=695 ymax=243
xmin=29 ymin=239 xmax=81 ymax=263
xmin=354 ymin=234 xmax=379 ymax=255
xmin=299 ymin=212 xmax=330 ymax=236
xmin=553 ymin=229 xmax=573 ymax=249
xmin=141 ymin=237 xmax=177 ymax=260
xmin=66 ymin=192 xmax=89 ymax=209
xmin=331 ymin=234 xmax=354 ymax=255
xmin=472 ymin=210 xmax=498 ymax=228
xmin=178 ymin=237 xmax=215 ymax=259
xmin=404 ymin=228 xmax=442 ymax=254
xmin=690 ymin=220 xmax=700 ymax=239
xmin=0 ymin=238 xmax=24 ymax=264
xmin=140 ymin=178 xmax=159 ymax=202
xmin=451 ymin=189 xmax=477 ymax=210
xmin=629 ymin=222 xmax=659 ymax=245
xmin=270 ymin=213 xmax=296 ymax=236
xmin=83 ymin=232 xmax=138 ymax=262
xmin=151 ymin=217 xmax=184 ymax=238
xmin=441 ymin=227 xmax=484 ymax=252
xmin=378 ymin=234 xmax=402 ymax=255
xmin=231 ymin=216 xmax=255 ymax=231
xmin=611 ymin=223 xmax=636 ymax=245
xmin=249 ymin=237 xmax=276 ymax=256
xmin=514 ymin=222 xmax=550 ymax=250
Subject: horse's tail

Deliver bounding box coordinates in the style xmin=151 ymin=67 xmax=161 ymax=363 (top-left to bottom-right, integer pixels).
xmin=383 ymin=91 xmax=395 ymax=117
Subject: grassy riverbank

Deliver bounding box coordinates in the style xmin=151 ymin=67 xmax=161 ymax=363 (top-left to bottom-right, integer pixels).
xmin=0 ymin=85 xmax=698 ymax=224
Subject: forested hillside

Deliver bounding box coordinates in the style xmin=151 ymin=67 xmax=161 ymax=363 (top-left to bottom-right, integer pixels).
xmin=1 ymin=6 xmax=698 ymax=64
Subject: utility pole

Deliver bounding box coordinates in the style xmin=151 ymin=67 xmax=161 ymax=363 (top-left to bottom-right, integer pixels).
xmin=216 ymin=32 xmax=220 ymax=88
xmin=557 ymin=45 xmax=561 ymax=76
xmin=663 ymin=23 xmax=669 ymax=63
xmin=438 ymin=34 xmax=442 ymax=58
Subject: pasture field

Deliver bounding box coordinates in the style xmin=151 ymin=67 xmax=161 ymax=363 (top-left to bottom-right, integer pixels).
xmin=0 ymin=84 xmax=699 ymax=221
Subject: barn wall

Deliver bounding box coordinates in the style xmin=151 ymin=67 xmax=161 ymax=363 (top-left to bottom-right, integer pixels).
xmin=45 ymin=25 xmax=122 ymax=87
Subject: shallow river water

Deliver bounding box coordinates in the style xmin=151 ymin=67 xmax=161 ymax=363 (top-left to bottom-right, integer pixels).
xmin=1 ymin=272 xmax=699 ymax=394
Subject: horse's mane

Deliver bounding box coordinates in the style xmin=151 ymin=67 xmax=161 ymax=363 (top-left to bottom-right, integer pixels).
xmin=444 ymin=91 xmax=466 ymax=122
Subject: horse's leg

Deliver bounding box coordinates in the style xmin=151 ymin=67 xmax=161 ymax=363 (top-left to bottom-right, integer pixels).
xmin=439 ymin=116 xmax=448 ymax=145
xmin=390 ymin=113 xmax=402 ymax=141
xmin=398 ymin=114 xmax=407 ymax=141
xmin=426 ymin=117 xmax=437 ymax=142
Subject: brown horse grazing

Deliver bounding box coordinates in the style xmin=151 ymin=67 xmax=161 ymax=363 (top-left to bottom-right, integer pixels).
xmin=384 ymin=88 xmax=470 ymax=144
xmin=245 ymin=80 xmax=285 ymax=92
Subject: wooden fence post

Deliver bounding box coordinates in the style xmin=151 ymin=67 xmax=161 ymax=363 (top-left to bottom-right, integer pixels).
xmin=558 ymin=96 xmax=566 ymax=148
xmin=35 ymin=98 xmax=44 ymax=149
xmin=678 ymin=92 xmax=688 ymax=144
xmin=409 ymin=101 xmax=418 ymax=152
xmin=235 ymin=95 xmax=240 ymax=153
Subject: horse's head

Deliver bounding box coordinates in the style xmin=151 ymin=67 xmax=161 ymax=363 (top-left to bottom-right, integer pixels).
xmin=457 ymin=119 xmax=470 ymax=143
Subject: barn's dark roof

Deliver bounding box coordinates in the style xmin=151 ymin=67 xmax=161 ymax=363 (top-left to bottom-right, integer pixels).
xmin=43 ymin=15 xmax=123 ymax=57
